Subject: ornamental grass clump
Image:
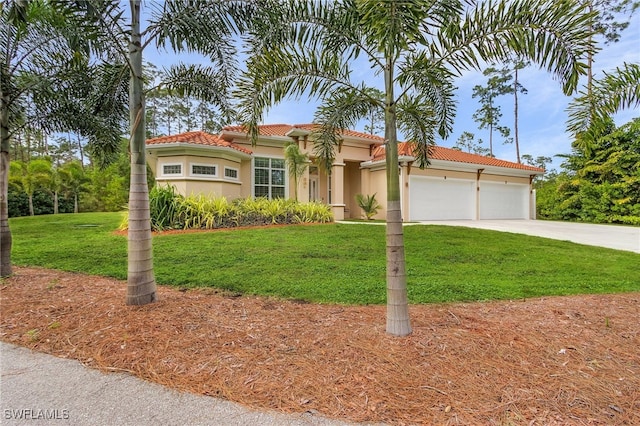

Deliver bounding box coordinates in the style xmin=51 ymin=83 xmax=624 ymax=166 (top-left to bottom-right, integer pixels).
xmin=120 ymin=189 xmax=333 ymax=231
xmin=149 ymin=185 xmax=183 ymax=230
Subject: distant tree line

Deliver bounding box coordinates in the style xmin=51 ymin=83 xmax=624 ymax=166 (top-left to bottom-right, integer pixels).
xmin=7 ymin=133 xmax=153 ymax=217
xmin=537 ymin=117 xmax=640 ymax=225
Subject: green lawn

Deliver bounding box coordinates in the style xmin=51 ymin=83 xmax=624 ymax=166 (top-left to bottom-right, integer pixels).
xmin=8 ymin=212 xmax=639 ymax=304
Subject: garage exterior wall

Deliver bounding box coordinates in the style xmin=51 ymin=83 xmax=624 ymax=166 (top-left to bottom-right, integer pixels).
xmin=361 ymin=166 xmax=535 ymax=221
xmin=400 ymin=167 xmax=534 ymax=221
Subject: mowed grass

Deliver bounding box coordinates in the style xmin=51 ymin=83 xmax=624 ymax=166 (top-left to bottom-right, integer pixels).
xmin=8 ymin=212 xmax=639 ymax=304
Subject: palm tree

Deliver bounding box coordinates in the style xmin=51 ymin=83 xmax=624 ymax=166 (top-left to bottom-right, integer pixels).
xmin=9 ymin=159 xmax=52 ymax=216
xmin=238 ymin=0 xmax=596 ymax=336
xmin=355 ymin=193 xmax=381 ymax=220
xmin=71 ymin=0 xmax=255 ymax=305
xmin=284 ymin=142 xmax=309 ymax=201
xmin=58 ymin=160 xmax=87 ymax=213
xmin=1 ymin=0 xmax=101 ymax=276
xmin=566 ymin=62 xmax=640 ymax=140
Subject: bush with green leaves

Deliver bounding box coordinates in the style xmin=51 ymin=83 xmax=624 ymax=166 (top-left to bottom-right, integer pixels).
xmin=356 ymin=193 xmax=381 ymax=220
xmin=149 ymin=185 xmax=183 ymax=230
xmin=8 ymin=189 xmax=74 ymax=217
xmin=536 ymin=118 xmax=640 ymax=225
xmin=120 ymin=189 xmax=333 ymax=231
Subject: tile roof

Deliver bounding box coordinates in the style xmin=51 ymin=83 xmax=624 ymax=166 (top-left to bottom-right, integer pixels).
xmin=372 ymin=142 xmax=544 ymax=172
xmin=146 ymin=131 xmax=252 ymax=155
xmin=147 ymin=128 xmax=542 ymax=173
xmin=222 ymin=124 xmax=294 ymax=137
xmin=290 ymin=124 xmax=385 ymax=142
xmin=222 ymin=123 xmax=385 ymax=142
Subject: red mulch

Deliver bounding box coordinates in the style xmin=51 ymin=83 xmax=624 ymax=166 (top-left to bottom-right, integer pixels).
xmin=1 ymin=267 xmax=638 ymax=425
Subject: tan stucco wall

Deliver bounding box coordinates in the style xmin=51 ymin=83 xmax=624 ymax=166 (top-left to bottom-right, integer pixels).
xmin=366 ymin=168 xmax=388 ymax=220
xmin=478 ymin=174 xmax=530 ymax=184
xmin=155 ymin=179 xmax=242 ymax=199
xmin=343 ymin=162 xmax=362 ymax=219
xmin=409 ymin=167 xmax=530 ymax=185
xmin=239 ymin=159 xmax=252 ymax=198
xmin=154 ymin=155 xmax=245 ymax=200
xmin=156 ymin=180 xmax=188 ymax=194
xmin=409 ymin=167 xmax=474 ymax=180
xmin=334 ymin=143 xmax=372 ymax=163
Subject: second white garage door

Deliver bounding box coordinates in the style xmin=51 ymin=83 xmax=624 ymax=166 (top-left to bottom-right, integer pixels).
xmin=409 ymin=176 xmax=475 ymax=220
xmin=479 ymin=182 xmax=529 ymax=219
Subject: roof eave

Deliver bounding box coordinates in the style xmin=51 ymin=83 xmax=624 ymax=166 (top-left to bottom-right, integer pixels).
xmin=361 ymin=156 xmax=544 ymax=176
xmin=146 ymin=142 xmax=252 ymax=158
xmin=285 ymin=128 xmax=311 ymax=137
xmin=428 ymin=159 xmax=544 ymax=176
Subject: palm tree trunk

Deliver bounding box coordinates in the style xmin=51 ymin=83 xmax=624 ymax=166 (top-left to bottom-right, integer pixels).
xmin=74 ymin=193 xmax=78 ymax=213
xmin=28 ymin=194 xmax=34 ymax=216
xmin=76 ymin=134 xmax=84 ymax=169
xmin=514 ymin=66 xmax=521 ymax=163
xmin=384 ymin=59 xmax=411 ymax=337
xmin=0 ymin=80 xmax=12 ymax=277
xmin=54 ymin=191 xmax=59 ymax=214
xmin=126 ymin=0 xmax=157 ymax=306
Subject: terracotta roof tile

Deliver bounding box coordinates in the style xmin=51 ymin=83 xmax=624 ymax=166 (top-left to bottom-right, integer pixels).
xmin=146 ymin=131 xmax=252 ymax=155
xmin=291 ymin=124 xmax=386 ymax=142
xmin=222 ymin=124 xmax=294 ymax=137
xmin=222 ymin=123 xmax=385 ymax=142
xmin=372 ymin=142 xmax=544 ymax=172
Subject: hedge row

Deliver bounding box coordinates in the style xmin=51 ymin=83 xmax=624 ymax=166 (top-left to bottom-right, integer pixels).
xmin=121 ymin=185 xmax=334 ymax=231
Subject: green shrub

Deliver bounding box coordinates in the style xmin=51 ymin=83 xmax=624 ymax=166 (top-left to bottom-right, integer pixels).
xmin=293 ymin=202 xmax=334 ymax=223
xmin=149 ymin=185 xmax=183 ymax=230
xmin=121 ymin=193 xmax=334 ymax=231
xmin=8 ymin=189 xmax=75 ymax=217
xmin=355 ymin=193 xmax=381 ymax=220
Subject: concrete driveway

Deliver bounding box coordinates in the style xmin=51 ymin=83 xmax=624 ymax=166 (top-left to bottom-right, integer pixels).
xmin=417 ymin=220 xmax=640 ymax=254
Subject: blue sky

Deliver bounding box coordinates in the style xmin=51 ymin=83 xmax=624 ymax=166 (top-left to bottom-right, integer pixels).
xmin=144 ymin=10 xmax=639 ymax=171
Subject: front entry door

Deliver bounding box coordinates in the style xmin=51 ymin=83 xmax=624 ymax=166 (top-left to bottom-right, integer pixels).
xmin=309 ymin=176 xmax=319 ymax=202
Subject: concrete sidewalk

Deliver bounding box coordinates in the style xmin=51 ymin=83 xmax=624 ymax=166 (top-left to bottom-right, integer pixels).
xmin=1 ymin=342 xmax=372 ymax=426
xmin=417 ymin=220 xmax=640 ymax=254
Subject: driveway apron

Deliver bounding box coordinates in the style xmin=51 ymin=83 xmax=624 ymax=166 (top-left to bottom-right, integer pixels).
xmin=417 ymin=220 xmax=640 ymax=254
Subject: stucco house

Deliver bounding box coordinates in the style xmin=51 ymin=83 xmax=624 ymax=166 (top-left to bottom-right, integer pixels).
xmin=145 ymin=124 xmax=544 ymax=221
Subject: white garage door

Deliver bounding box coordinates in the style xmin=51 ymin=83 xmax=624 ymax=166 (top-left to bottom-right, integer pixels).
xmin=409 ymin=176 xmax=475 ymax=220
xmin=479 ymin=182 xmax=529 ymax=219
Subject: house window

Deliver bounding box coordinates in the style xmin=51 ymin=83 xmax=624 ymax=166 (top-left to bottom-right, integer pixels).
xmin=162 ymin=164 xmax=182 ymax=175
xmin=224 ymin=167 xmax=239 ymax=180
xmin=254 ymin=157 xmax=285 ymax=199
xmin=191 ymin=164 xmax=217 ymax=176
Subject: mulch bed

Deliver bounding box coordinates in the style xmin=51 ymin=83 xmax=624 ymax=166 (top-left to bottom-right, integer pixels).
xmin=1 ymin=267 xmax=638 ymax=425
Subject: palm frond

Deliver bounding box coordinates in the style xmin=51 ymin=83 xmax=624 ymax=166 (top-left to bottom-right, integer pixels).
xmin=149 ymin=0 xmax=246 ymax=56
xmin=434 ymin=0 xmax=597 ymax=95
xmin=566 ymin=62 xmax=640 ymax=136
xmin=396 ymin=95 xmax=438 ymax=168
xmin=312 ymin=85 xmax=383 ymax=172
xmin=162 ymin=64 xmax=236 ymax=120
xmin=398 ymin=53 xmax=457 ymax=139
xmin=236 ymin=42 xmax=352 ymax=144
